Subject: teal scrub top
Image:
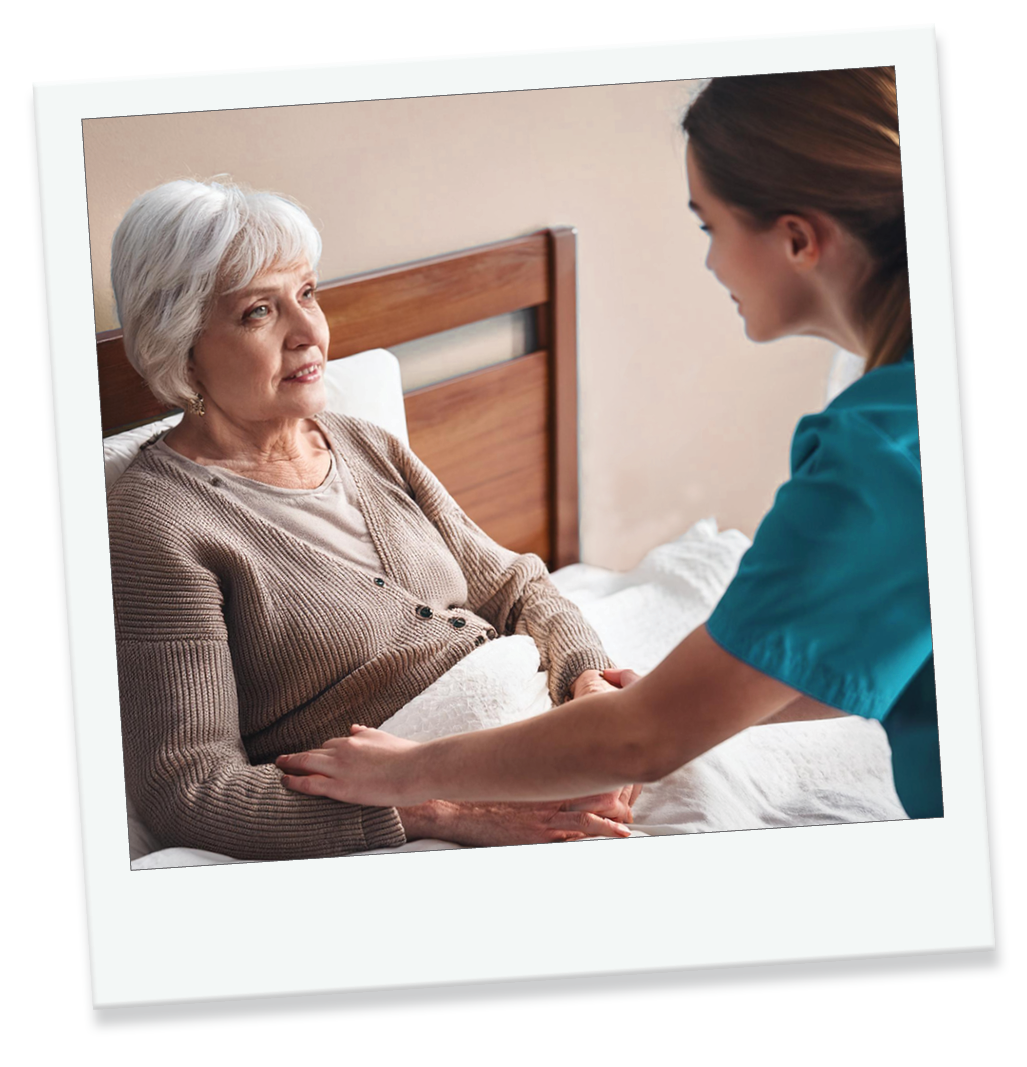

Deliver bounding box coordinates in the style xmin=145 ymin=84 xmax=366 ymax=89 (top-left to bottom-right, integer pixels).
xmin=705 ymin=348 xmax=942 ymax=819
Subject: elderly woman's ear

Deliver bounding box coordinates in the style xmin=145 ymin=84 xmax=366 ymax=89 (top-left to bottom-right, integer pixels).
xmin=183 ymin=348 xmax=205 ymax=417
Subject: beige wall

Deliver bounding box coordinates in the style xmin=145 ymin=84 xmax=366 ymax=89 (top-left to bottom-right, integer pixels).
xmin=83 ymin=82 xmax=832 ymax=570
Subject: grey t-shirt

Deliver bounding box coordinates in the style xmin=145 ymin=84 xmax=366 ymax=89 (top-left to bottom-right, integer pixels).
xmin=153 ymin=435 xmax=386 ymax=577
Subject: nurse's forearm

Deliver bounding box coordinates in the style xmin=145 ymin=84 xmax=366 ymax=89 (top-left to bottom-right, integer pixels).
xmin=401 ymin=625 xmax=799 ymax=805
xmin=280 ymin=628 xmax=800 ymax=806
xmin=402 ymin=684 xmax=658 ymax=804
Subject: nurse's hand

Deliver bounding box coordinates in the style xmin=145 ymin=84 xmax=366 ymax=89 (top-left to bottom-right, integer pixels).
xmin=277 ymin=726 xmax=421 ymax=807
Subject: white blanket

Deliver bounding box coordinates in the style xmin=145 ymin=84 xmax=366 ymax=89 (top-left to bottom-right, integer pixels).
xmin=130 ymin=519 xmax=906 ymax=868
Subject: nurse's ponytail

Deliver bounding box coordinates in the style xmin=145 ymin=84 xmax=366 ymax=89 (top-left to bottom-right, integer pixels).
xmin=682 ymin=67 xmax=910 ymax=372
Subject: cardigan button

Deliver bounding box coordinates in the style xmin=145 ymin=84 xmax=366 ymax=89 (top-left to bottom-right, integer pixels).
xmin=474 ymin=634 xmax=486 ymax=646
xmin=374 ymin=577 xmax=385 ymax=587
xmin=449 ymin=617 xmax=467 ymax=628
xmin=416 ymin=605 xmax=434 ymax=620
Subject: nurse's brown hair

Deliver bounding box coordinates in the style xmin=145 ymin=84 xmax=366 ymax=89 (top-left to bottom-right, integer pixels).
xmin=682 ymin=67 xmax=910 ymax=371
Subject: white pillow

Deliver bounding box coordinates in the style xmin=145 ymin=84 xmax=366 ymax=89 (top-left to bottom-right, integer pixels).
xmin=103 ymin=348 xmax=408 ymax=492
xmin=103 ymin=412 xmax=183 ymax=492
xmin=322 ymin=348 xmax=408 ymax=445
xmin=378 ymin=635 xmax=551 ymax=742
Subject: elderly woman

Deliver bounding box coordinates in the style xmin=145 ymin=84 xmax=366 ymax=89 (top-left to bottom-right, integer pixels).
xmin=107 ymin=179 xmax=634 ymax=861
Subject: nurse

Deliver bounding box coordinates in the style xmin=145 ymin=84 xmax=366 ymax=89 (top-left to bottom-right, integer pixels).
xmin=276 ymin=66 xmax=942 ymax=822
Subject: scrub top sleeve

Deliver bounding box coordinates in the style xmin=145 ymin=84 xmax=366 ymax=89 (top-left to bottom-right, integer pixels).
xmin=706 ymin=408 xmax=933 ymax=721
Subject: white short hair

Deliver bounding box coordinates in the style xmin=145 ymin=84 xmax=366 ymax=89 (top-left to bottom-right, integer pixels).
xmin=111 ymin=179 xmax=323 ymax=408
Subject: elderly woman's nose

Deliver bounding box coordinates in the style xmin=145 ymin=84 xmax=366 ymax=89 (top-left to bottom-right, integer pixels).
xmin=283 ymin=302 xmax=322 ymax=346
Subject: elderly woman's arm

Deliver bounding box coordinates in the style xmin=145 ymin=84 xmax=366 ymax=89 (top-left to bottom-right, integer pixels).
xmin=109 ymin=481 xmax=407 ymax=861
xmin=109 ymin=472 xmax=631 ymax=857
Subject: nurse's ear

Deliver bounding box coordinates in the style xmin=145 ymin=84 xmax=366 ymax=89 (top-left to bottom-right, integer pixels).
xmin=776 ymin=213 xmax=824 ymax=271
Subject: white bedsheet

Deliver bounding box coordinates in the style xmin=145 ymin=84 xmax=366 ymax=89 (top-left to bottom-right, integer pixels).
xmin=130 ymin=519 xmax=906 ymax=869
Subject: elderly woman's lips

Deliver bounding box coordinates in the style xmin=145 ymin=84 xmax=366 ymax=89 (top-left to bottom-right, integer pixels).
xmin=283 ymin=363 xmax=322 ymax=383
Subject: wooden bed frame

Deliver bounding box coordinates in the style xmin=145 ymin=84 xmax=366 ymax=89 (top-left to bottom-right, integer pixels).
xmin=96 ymin=227 xmax=580 ymax=569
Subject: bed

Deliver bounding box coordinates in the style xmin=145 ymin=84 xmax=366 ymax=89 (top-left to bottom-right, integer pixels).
xmin=97 ymin=228 xmax=907 ymax=869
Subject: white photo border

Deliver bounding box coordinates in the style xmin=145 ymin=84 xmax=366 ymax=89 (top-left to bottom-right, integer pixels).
xmin=35 ymin=27 xmax=993 ymax=1008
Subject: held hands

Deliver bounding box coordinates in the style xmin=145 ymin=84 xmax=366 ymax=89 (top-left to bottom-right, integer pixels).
xmin=568 ymin=668 xmax=617 ymax=700
xmin=569 ymin=667 xmax=644 ymax=698
xmin=568 ymin=668 xmax=645 ymax=813
xmin=601 ymin=667 xmax=643 ymax=690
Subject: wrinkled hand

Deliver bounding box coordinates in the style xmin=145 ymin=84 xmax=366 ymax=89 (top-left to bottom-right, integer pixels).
xmin=568 ymin=669 xmax=644 ymax=815
xmin=400 ymin=795 xmax=634 ymax=847
xmin=276 ymin=725 xmax=419 ymax=807
xmin=568 ymin=668 xmax=618 ymax=701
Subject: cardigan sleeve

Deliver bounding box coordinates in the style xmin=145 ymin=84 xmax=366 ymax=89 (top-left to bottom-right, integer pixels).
xmin=107 ymin=473 xmax=407 ymax=861
xmin=377 ymin=427 xmax=615 ymax=704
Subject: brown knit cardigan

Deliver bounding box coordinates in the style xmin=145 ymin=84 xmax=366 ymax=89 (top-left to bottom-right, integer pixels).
xmin=107 ymin=413 xmax=613 ymax=860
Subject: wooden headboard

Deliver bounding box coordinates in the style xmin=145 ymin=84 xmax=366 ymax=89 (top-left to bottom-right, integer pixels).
xmin=96 ymin=228 xmax=580 ymax=569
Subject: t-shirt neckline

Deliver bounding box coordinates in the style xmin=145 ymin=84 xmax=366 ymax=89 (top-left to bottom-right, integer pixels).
xmin=153 ymin=433 xmax=338 ymax=497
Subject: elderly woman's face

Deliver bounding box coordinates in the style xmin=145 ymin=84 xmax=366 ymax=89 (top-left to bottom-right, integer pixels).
xmin=188 ymin=260 xmax=329 ymax=425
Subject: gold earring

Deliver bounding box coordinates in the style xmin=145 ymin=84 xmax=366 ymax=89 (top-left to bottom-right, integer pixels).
xmin=187 ymin=393 xmax=206 ymax=416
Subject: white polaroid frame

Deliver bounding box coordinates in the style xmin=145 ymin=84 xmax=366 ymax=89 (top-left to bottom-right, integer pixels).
xmin=36 ymin=27 xmax=992 ymax=1007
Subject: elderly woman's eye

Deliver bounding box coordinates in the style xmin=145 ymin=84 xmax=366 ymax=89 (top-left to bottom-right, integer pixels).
xmin=303 ymin=285 xmax=317 ymax=300
xmin=244 ymin=304 xmax=270 ymax=321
